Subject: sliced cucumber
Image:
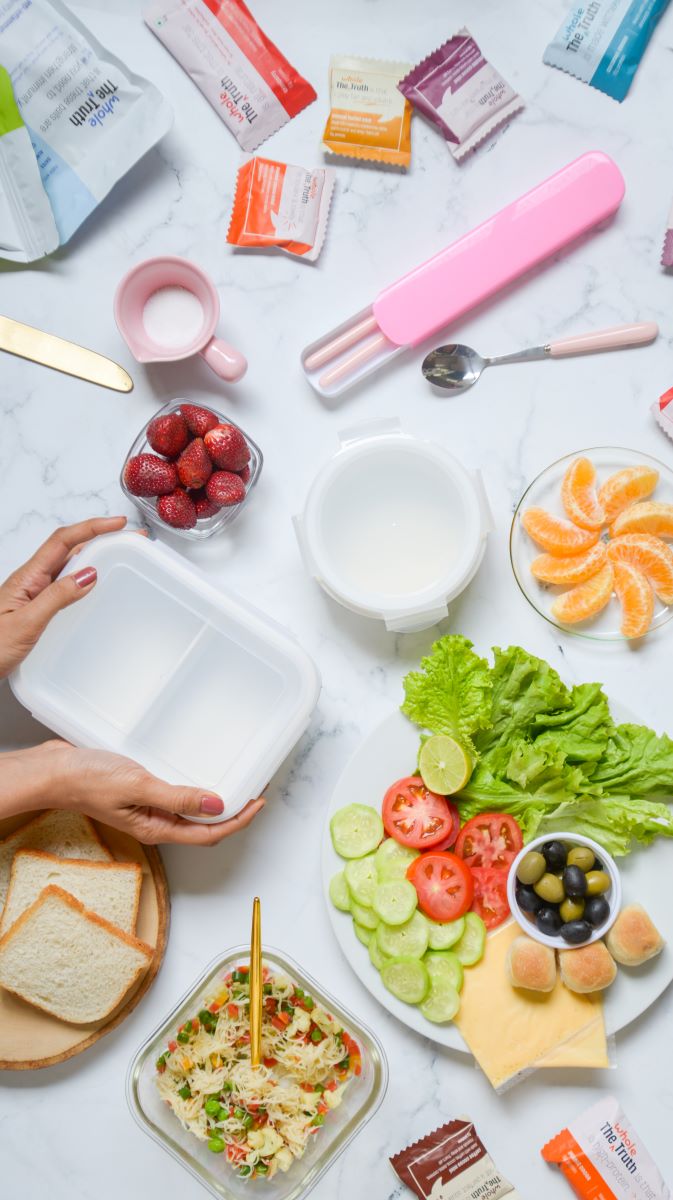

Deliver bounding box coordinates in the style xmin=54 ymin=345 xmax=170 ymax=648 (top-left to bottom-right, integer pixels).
xmin=368 ymin=937 xmax=390 ymax=972
xmin=420 ymin=982 xmax=461 ymax=1024
xmin=374 ymin=838 xmax=419 ymax=881
xmin=344 ymin=855 xmax=378 ymax=906
xmin=381 ymin=957 xmax=429 ymax=1005
xmin=353 ymin=921 xmax=373 ymax=947
xmin=454 ymin=912 xmax=487 ymax=967
xmin=350 ymin=900 xmax=379 ymax=930
xmin=426 ymin=915 xmax=465 ymax=951
xmin=377 ymin=910 xmax=429 ymax=960
xmin=424 ymin=950 xmax=464 ymax=994
xmin=329 ymin=871 xmax=351 ymax=913
xmin=372 ymin=879 xmax=417 ymax=926
xmin=330 ymin=804 xmax=383 ymax=859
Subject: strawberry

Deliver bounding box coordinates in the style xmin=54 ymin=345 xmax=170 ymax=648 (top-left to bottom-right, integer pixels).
xmin=206 ymin=471 xmax=246 ymax=507
xmin=146 ymin=412 xmax=189 ymax=458
xmin=176 ymin=437 xmax=212 ymax=489
xmin=124 ymin=454 xmax=177 ymax=497
xmin=237 ymin=464 xmax=251 ymax=486
xmin=156 ymin=488 xmax=197 ymax=529
xmin=204 ymin=423 xmax=250 ymax=472
xmin=192 ymin=488 xmax=221 ymax=520
xmin=180 ymin=403 xmax=219 ymax=439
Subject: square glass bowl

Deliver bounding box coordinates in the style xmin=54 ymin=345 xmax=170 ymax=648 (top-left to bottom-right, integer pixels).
xmin=120 ymin=399 xmax=263 ymax=540
xmin=127 ymin=947 xmax=388 ymax=1200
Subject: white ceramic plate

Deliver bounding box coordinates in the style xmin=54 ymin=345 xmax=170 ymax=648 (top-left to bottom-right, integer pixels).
xmin=321 ymin=704 xmax=672 ymax=1053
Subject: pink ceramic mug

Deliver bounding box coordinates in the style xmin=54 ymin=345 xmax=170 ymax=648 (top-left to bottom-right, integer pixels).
xmin=113 ymin=256 xmax=247 ymax=382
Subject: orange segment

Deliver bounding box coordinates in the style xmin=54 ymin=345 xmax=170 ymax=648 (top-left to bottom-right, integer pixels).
xmin=607 ymin=534 xmax=673 ymax=605
xmin=522 ymin=508 xmax=600 ymax=557
xmin=611 ymin=501 xmax=673 ymax=539
xmin=561 ymin=457 xmax=605 ymax=530
xmin=530 ymin=542 xmax=607 ymax=585
xmin=598 ymin=465 xmax=659 ymax=524
xmin=612 ymin=561 xmax=654 ymax=639
xmin=551 ymin=562 xmax=614 ymax=624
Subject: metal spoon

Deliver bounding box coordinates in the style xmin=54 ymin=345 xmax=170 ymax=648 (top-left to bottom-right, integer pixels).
xmin=422 ymin=321 xmax=659 ymax=392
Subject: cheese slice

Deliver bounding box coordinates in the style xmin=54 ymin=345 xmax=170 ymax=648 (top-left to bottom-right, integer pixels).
xmin=455 ymin=920 xmax=608 ymax=1089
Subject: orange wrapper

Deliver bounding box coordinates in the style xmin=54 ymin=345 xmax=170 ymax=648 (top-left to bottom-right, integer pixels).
xmin=227 ymin=157 xmax=335 ymax=262
xmin=323 ymin=55 xmax=412 ymax=167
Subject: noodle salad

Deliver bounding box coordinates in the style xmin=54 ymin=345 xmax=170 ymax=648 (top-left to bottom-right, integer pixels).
xmin=155 ymin=964 xmax=361 ymax=1181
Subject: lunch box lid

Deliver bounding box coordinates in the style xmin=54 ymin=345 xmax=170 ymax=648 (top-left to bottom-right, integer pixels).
xmin=10 ymin=533 xmax=320 ymax=820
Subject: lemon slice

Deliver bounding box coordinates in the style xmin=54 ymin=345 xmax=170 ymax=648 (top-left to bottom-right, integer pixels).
xmin=419 ymin=734 xmax=471 ymax=795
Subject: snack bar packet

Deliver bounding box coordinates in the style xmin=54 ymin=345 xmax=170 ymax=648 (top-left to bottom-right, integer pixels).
xmin=0 ymin=67 xmax=59 ymax=263
xmin=542 ymin=1096 xmax=671 ymax=1199
xmin=652 ymin=386 xmax=673 ymax=439
xmin=322 ymin=56 xmax=412 ymax=167
xmin=391 ymin=1119 xmax=522 ymax=1200
xmin=227 ymin=158 xmax=335 ymax=262
xmin=144 ymin=0 xmax=316 ymax=152
xmin=0 ymin=0 xmax=172 ymax=261
xmin=398 ymin=31 xmax=523 ymax=163
xmin=543 ymin=0 xmax=671 ymax=102
xmin=662 ymin=199 xmax=673 ymax=267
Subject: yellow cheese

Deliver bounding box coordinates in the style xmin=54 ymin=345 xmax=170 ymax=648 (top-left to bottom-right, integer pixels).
xmin=454 ymin=920 xmax=608 ymax=1089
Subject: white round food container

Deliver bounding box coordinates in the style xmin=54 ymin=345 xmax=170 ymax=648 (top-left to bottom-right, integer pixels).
xmin=294 ymin=420 xmax=492 ymax=632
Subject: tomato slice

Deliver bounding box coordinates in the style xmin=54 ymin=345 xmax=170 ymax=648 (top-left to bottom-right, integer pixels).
xmin=470 ymin=867 xmax=510 ymax=930
xmin=426 ymin=799 xmax=460 ymax=851
xmin=382 ymin=776 xmax=456 ymax=850
xmin=455 ymin=813 xmax=523 ymax=870
xmin=406 ymin=851 xmax=474 ymax=922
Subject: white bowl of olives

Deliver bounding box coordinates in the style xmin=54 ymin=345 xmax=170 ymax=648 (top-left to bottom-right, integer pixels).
xmin=507 ymin=833 xmax=621 ymax=949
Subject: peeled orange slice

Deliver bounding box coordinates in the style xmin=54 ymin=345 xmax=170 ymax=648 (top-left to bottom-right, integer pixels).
xmin=612 ymin=560 xmax=654 ymax=639
xmin=551 ymin=562 xmax=614 ymax=625
xmin=598 ymin=465 xmax=659 ymax=524
xmin=530 ymin=542 xmax=607 ymax=586
xmin=607 ymin=534 xmax=673 ymax=605
xmin=611 ymin=501 xmax=673 ymax=539
xmin=561 ymin=457 xmax=605 ymax=530
xmin=522 ymin=508 xmax=600 ymax=557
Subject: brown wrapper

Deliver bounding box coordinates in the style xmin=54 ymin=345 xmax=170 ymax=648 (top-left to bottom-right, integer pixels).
xmin=390 ymin=1119 xmax=522 ymax=1200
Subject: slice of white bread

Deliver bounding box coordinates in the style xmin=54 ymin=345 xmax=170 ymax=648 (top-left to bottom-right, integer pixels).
xmin=0 ymin=851 xmax=142 ymax=937
xmin=0 ymin=810 xmax=111 ymax=909
xmin=0 ymin=885 xmax=153 ymax=1024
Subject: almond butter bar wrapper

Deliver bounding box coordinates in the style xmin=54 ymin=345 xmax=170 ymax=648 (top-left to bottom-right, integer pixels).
xmin=322 ymin=55 xmax=412 ymax=167
xmin=390 ymin=1119 xmax=522 ymax=1200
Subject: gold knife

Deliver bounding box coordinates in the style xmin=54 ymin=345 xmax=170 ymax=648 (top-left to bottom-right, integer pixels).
xmin=250 ymin=896 xmax=262 ymax=1068
xmin=0 ymin=315 xmax=133 ymax=392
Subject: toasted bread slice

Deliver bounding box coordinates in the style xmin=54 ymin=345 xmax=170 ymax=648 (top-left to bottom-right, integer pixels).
xmin=0 ymin=811 xmax=111 ymax=909
xmin=0 ymin=851 xmax=142 ymax=937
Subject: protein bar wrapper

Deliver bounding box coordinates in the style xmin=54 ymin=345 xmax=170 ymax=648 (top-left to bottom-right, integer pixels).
xmin=543 ymin=0 xmax=671 ymax=102
xmin=398 ymin=30 xmax=523 ymax=163
xmin=322 ymin=56 xmax=412 ymax=167
xmin=542 ymin=1095 xmax=671 ymax=1199
xmin=144 ymin=0 xmax=316 ymax=152
xmin=662 ymin=200 xmax=673 ymax=267
xmin=227 ymin=158 xmax=335 ymax=262
xmin=391 ymin=1119 xmax=522 ymax=1200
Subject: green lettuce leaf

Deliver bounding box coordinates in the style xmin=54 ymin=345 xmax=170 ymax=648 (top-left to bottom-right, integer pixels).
xmin=473 ymin=646 xmax=571 ymax=771
xmin=401 ymin=635 xmax=492 ymax=754
xmin=588 ymin=723 xmax=673 ymax=795
xmin=536 ymin=795 xmax=673 ymax=857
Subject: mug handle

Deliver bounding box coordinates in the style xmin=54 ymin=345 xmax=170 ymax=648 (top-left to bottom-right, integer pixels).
xmin=200 ymin=337 xmax=247 ymax=382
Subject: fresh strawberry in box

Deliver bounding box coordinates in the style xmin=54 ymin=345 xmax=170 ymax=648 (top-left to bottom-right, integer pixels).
xmin=192 ymin=488 xmax=221 ymax=519
xmin=124 ymin=454 xmax=178 ymax=497
xmin=177 ymin=438 xmax=212 ymax=489
xmin=146 ymin=411 xmax=189 ymax=458
xmin=181 ymin=403 xmax=219 ymax=438
xmin=157 ymin=488 xmax=197 ymax=530
xmin=204 ymin=423 xmax=251 ymax=472
xmin=206 ymin=471 xmax=246 ymax=507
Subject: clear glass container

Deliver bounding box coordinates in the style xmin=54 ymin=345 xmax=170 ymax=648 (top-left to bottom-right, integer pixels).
xmin=120 ymin=398 xmax=263 ymax=541
xmin=127 ymin=947 xmax=388 ymax=1200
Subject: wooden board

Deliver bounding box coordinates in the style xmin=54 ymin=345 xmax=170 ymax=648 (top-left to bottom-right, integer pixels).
xmin=0 ymin=814 xmax=170 ymax=1070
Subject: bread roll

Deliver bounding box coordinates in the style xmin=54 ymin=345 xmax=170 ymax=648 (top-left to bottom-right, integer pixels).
xmin=606 ymin=904 xmax=664 ymax=966
xmin=506 ymin=935 xmax=557 ymax=992
xmin=559 ymin=941 xmax=617 ymax=994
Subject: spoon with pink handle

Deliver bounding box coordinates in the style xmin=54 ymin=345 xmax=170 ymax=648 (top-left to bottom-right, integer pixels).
xmin=422 ymin=321 xmax=659 ymax=392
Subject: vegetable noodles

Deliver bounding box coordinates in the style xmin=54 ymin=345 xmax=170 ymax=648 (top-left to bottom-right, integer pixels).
xmin=155 ymin=965 xmax=360 ymax=1180
xmin=402 ymin=635 xmax=673 ymax=856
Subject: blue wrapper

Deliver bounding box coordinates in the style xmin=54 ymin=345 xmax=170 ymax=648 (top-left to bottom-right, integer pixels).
xmin=543 ymin=0 xmax=671 ymax=101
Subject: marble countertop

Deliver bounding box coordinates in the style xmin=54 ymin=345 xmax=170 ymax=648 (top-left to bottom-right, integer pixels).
xmin=2 ymin=0 xmax=673 ymax=1194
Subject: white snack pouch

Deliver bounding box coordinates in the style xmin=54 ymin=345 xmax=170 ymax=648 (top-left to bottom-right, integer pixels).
xmin=0 ymin=0 xmax=173 ymax=261
xmin=0 ymin=66 xmax=59 ymax=262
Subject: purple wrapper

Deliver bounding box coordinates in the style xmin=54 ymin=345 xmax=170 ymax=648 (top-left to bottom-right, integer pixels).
xmin=662 ymin=205 xmax=673 ymax=267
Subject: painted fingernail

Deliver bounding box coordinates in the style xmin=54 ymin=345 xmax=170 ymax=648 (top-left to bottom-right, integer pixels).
xmin=201 ymin=794 xmax=224 ymax=815
xmin=73 ymin=567 xmax=97 ymax=588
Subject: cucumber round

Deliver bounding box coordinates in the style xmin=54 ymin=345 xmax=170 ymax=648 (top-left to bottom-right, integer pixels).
xmin=381 ymin=957 xmax=429 ymax=1005
xmin=368 ymin=937 xmax=390 ymax=972
xmin=374 ymin=838 xmax=419 ymax=881
xmin=329 ymin=872 xmax=351 ymax=913
xmin=372 ymin=879 xmax=417 ymax=926
xmin=420 ymin=982 xmax=461 ymax=1024
xmin=344 ymin=855 xmax=378 ymax=906
xmin=427 ymin=915 xmax=465 ymax=951
xmin=350 ymin=900 xmax=379 ymax=930
xmin=330 ymin=804 xmax=383 ymax=859
xmin=377 ymin=910 xmax=429 ymax=960
xmin=424 ymin=950 xmax=464 ymax=993
xmin=454 ymin=912 xmax=487 ymax=967
xmin=353 ymin=921 xmax=373 ymax=947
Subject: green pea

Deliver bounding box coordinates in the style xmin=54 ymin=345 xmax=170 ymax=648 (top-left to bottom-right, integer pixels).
xmin=176 ymin=1031 xmax=190 ymax=1044
xmin=234 ymin=1107 xmax=246 ymax=1120
xmin=567 ymin=846 xmax=595 ymax=872
xmin=516 ymin=851 xmax=546 ymax=886
xmin=205 ymin=1099 xmax=221 ymax=1117
xmin=533 ymin=872 xmax=565 ymax=904
xmin=560 ymin=897 xmax=585 ymax=923
xmin=222 ymin=1081 xmax=234 ymax=1093
xmin=208 ymin=1137 xmax=225 ymax=1154
xmin=585 ymin=870 xmax=610 ymax=896
xmin=177 ymin=1084 xmax=191 ymax=1100
xmin=242 ymin=1114 xmax=254 ymax=1129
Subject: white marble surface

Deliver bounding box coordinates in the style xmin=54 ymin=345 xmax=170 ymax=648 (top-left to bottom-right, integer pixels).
xmin=2 ymin=0 xmax=673 ymax=1194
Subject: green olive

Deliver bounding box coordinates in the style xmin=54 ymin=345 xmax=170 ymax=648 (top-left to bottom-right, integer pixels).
xmin=585 ymin=870 xmax=610 ymax=896
xmin=534 ymin=872 xmax=565 ymax=904
xmin=516 ymin=851 xmax=546 ymax=886
xmin=567 ymin=846 xmax=595 ymax=872
xmin=560 ymin=897 xmax=585 ymax=922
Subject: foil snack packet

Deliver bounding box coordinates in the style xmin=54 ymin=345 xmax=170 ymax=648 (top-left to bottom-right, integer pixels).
xmin=144 ymin=0 xmax=316 ymax=152
xmin=662 ymin=198 xmax=673 ymax=267
xmin=322 ymin=56 xmax=412 ymax=167
xmin=398 ymin=30 xmax=523 ymax=162
xmin=0 ymin=67 xmax=58 ymax=263
xmin=391 ymin=1120 xmax=522 ymax=1200
xmin=543 ymin=0 xmax=671 ymax=102
xmin=227 ymin=157 xmax=335 ymax=261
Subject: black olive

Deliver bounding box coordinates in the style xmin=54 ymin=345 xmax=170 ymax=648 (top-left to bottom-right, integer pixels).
xmin=560 ymin=919 xmax=592 ymax=944
xmin=542 ymin=840 xmax=567 ymax=872
xmin=516 ymin=883 xmax=543 ymax=914
xmin=536 ymin=905 xmax=563 ymax=935
xmin=584 ymin=895 xmax=610 ymax=927
xmin=563 ymin=865 xmax=588 ymax=897
xmin=593 ymin=858 xmax=603 ymax=872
